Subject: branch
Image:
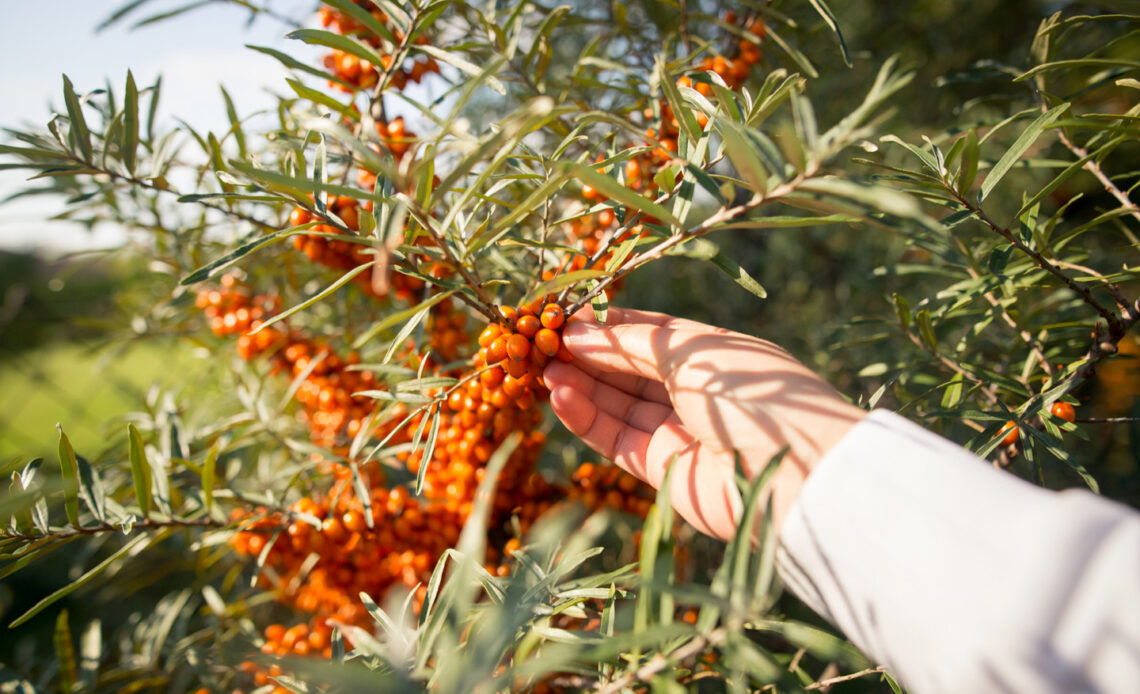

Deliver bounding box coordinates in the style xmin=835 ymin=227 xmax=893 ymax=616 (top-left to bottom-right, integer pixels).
xmin=567 ymin=167 xmax=814 ymax=317
xmin=955 ymin=193 xmax=1121 ymax=331
xmin=2 ymin=517 xmax=222 ymax=542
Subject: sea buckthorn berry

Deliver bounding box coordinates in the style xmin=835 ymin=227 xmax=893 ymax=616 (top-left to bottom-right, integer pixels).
xmin=1051 ymin=401 xmax=1076 ymax=423
xmin=506 ymin=334 xmax=531 ymax=361
xmin=486 ymin=336 xmax=509 ymax=364
xmin=505 ymin=358 xmax=529 ymax=379
xmin=534 ymin=328 xmax=561 ymax=357
xmin=480 ymin=365 xmax=504 ymax=388
xmin=478 ymin=324 xmax=501 ymax=347
xmin=556 ymin=343 xmax=574 ymax=362
xmin=516 ymin=314 xmax=541 ymax=338
xmin=540 ymin=304 xmax=565 ymax=329
xmin=999 ymin=421 xmax=1019 ymax=446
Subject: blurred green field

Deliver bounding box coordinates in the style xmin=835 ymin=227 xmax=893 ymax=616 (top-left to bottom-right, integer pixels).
xmin=0 ymin=340 xmax=206 ymax=462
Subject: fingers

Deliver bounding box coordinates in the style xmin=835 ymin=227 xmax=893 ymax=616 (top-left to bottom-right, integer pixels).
xmin=570 ymin=305 xmax=723 ymax=334
xmin=547 ymin=356 xmax=671 ymax=406
xmin=560 ymin=320 xmax=678 ymax=385
xmin=547 ymin=366 xmax=680 ymax=480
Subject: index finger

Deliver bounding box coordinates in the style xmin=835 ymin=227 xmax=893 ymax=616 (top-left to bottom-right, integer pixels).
xmin=560 ymin=320 xmax=684 ymax=384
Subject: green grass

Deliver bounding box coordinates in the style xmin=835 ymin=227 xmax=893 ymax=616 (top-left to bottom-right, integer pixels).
xmin=0 ymin=340 xmax=208 ymax=462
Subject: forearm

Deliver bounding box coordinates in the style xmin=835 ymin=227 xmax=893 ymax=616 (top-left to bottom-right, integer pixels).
xmin=777 ymin=409 xmax=1140 ymax=694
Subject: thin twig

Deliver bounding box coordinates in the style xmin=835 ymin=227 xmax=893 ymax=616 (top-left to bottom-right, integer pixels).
xmin=594 ymin=629 xmax=726 ymax=694
xmin=805 ymin=666 xmax=887 ymax=690
xmin=954 ymin=192 xmax=1121 ymax=331
xmin=2 ymin=517 xmax=222 ymax=542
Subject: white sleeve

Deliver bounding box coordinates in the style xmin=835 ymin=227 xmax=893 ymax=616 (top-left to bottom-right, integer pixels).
xmin=776 ymin=409 xmax=1140 ymax=694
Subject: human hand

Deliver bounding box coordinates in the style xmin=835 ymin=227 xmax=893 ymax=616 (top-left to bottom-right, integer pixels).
xmin=542 ymin=307 xmax=867 ymax=540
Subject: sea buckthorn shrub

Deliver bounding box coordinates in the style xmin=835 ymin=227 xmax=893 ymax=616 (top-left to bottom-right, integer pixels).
xmin=3 ymin=2 xmax=1139 ymax=693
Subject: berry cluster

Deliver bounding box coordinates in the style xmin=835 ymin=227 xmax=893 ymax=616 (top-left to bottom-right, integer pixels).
xmin=195 ymin=275 xmax=281 ymax=338
xmin=288 ymin=197 xmax=426 ymax=302
xmin=318 ymin=2 xmax=440 ymax=93
xmin=998 ymin=400 xmax=1078 ymax=447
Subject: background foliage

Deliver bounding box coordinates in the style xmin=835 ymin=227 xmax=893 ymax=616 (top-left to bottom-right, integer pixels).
xmin=2 ymin=1 xmax=1139 ymax=692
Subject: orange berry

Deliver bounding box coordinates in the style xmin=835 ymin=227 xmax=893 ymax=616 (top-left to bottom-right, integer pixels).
xmin=480 ymin=365 xmax=504 ymax=389
xmin=1051 ymin=401 xmax=1076 ymax=423
xmin=506 ymin=334 xmax=531 ymax=361
xmin=516 ymin=314 xmax=541 ymax=338
xmin=540 ymin=304 xmax=565 ymax=329
xmin=534 ymin=328 xmax=560 ymax=357
xmin=999 ymin=421 xmax=1019 ymax=446
xmin=478 ymin=324 xmax=502 ymax=347
xmin=486 ymin=336 xmax=508 ymax=364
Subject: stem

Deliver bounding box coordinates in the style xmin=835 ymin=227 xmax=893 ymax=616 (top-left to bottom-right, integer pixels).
xmin=567 ymin=167 xmax=813 ymax=316
xmin=955 ymin=193 xmax=1121 ymax=331
xmin=402 ymin=196 xmax=498 ymax=320
xmin=2 ymin=517 xmax=222 ymax=542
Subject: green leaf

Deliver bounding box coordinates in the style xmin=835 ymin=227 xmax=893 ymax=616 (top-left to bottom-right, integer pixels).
xmin=808 ymin=0 xmax=852 ymax=66
xmin=710 ymin=251 xmax=767 ymax=300
xmin=62 ymin=75 xmax=92 ymax=161
xmin=941 ymin=373 xmax=965 ymax=409
xmin=246 ymin=44 xmax=356 ymax=91
xmin=202 ymin=444 xmax=217 ymax=515
xmin=415 ymin=405 xmax=442 ymax=495
xmin=916 ymin=309 xmax=937 ymax=349
xmin=123 ymin=71 xmax=140 ymax=173
xmin=520 ymin=268 xmax=609 ymax=307
xmin=413 ymin=44 xmax=506 ymax=95
xmin=127 ymin=424 xmax=152 ymax=518
xmin=55 ymin=610 xmax=77 ymax=694
xmin=353 ymin=291 xmax=456 ymax=349
xmin=321 ymin=0 xmax=396 ymax=44
xmin=180 ymin=224 xmax=314 ymax=286
xmin=57 ymin=425 xmax=80 ymax=527
xmin=957 ymin=129 xmax=979 ymax=196
xmin=980 ymin=103 xmax=1069 ymax=202
xmin=567 ymin=163 xmax=680 ymax=229
xmin=220 ymin=85 xmax=246 ymax=158
xmin=9 ymin=532 xmax=156 ymax=628
xmin=75 ymin=455 xmax=106 ymax=524
xmin=1014 ymin=58 xmax=1140 ymax=82
xmin=286 ymin=29 xmax=387 ymax=80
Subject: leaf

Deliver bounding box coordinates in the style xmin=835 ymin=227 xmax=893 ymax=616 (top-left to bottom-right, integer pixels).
xmin=916 ymin=309 xmax=937 ymax=349
xmin=220 ymin=85 xmax=246 ymax=158
xmin=202 ymin=444 xmax=217 ymax=515
xmin=1014 ymin=58 xmax=1140 ymax=82
xmin=55 ymin=610 xmax=77 ymax=694
xmin=79 ymin=619 xmax=101 ymax=692
xmin=75 ymin=455 xmax=106 ymax=524
xmin=180 ymin=224 xmax=317 ymax=287
xmin=62 ymin=75 xmax=92 ymax=161
xmin=9 ymin=532 xmax=155 ymax=628
xmin=808 ymin=0 xmax=852 ymax=66
xmin=413 ymin=44 xmax=506 ymax=95
xmin=520 ymin=268 xmax=610 ymax=307
xmin=123 ymin=71 xmax=140 ymax=173
xmin=286 ymin=29 xmax=387 ymax=78
xmin=567 ymin=163 xmax=680 ymax=229
xmin=957 ymin=129 xmax=979 ymax=196
xmin=353 ymin=290 xmax=456 ymax=349
xmin=57 ymin=425 xmax=80 ymax=527
xmin=127 ymin=424 xmax=153 ymax=518
xmin=980 ymin=103 xmax=1069 ymax=201
xmin=322 ymin=0 xmax=396 ymax=44
xmin=246 ymin=44 xmax=356 ymax=91
xmin=415 ymin=406 xmax=443 ymax=496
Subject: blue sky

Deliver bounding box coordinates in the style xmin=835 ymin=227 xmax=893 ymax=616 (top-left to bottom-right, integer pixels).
xmin=0 ymin=0 xmax=322 ymax=253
